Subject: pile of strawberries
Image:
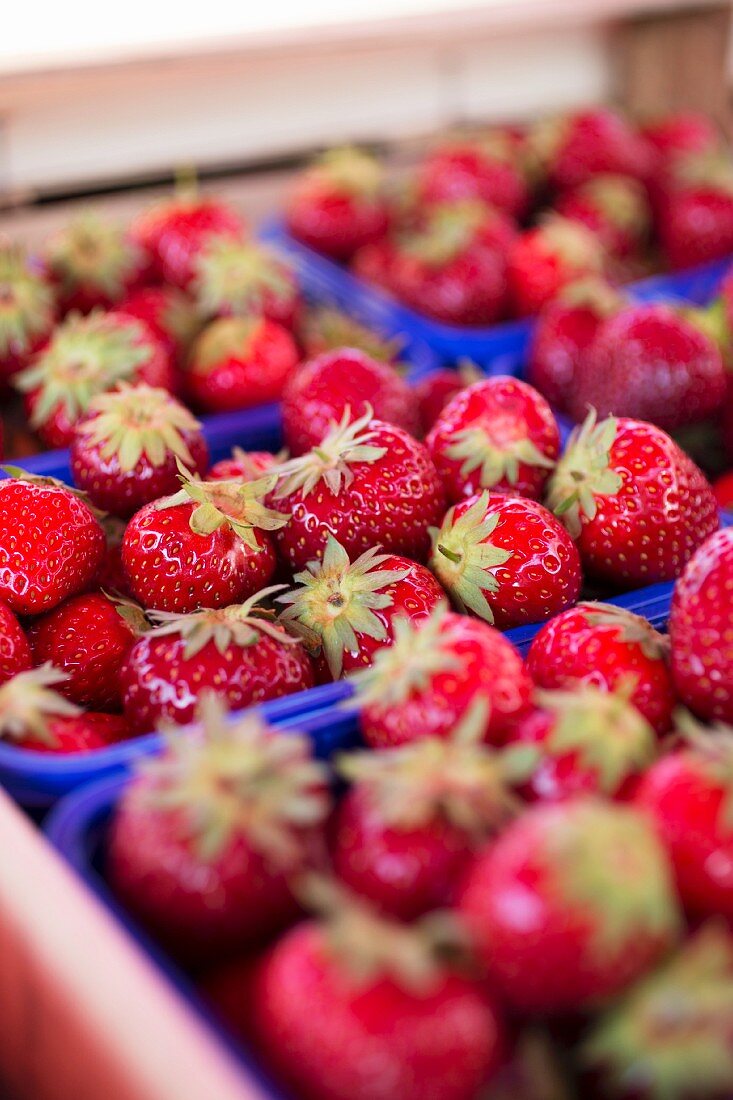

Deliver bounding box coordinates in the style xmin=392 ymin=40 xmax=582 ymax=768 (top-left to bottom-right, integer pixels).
xmin=284 ymin=107 xmax=733 ymax=325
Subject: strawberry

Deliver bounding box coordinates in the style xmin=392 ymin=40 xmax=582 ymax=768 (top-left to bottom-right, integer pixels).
xmin=381 ymin=200 xmax=515 ymax=326
xmin=0 ymin=247 xmax=56 ymax=386
xmin=285 ymin=147 xmax=389 ymax=261
xmin=511 ymin=684 xmax=657 ymax=802
xmin=415 ymin=361 xmax=482 ymax=433
xmin=547 ymin=411 xmax=719 ymax=587
xmin=582 ymin=924 xmax=733 ymax=1100
xmin=0 ymin=471 xmax=105 ymax=615
xmin=107 ymin=696 xmax=330 ymax=961
xmin=193 ymin=238 xmax=301 ymax=330
xmin=120 ymin=588 xmax=314 ymax=732
xmin=425 ymin=376 xmax=560 ymax=504
xmin=269 ymin=410 xmax=445 ymax=571
xmin=555 ymin=174 xmax=651 ymax=261
xmin=570 ymin=303 xmax=726 ymax=430
xmin=659 ymin=175 xmax=733 ymax=270
xmin=331 ymin=711 xmax=532 ymax=918
xmin=15 ymin=310 xmax=176 ymax=448
xmin=27 ymin=592 xmax=142 ymax=711
xmin=185 ymin=316 xmax=299 ymax=414
xmin=44 ymin=211 xmax=148 ymax=315
xmin=0 ymin=600 xmax=32 ymax=685
xmin=281 ymin=347 xmax=419 ymax=455
xmin=298 ymin=306 xmax=402 ymax=362
xmin=713 ymin=470 xmax=733 ymax=510
xmin=526 ymin=278 xmax=623 ymax=413
xmin=250 ymin=891 xmax=504 ymax=1100
xmin=458 ymin=799 xmax=680 ymax=1014
xmin=122 ymin=467 xmax=287 ymax=613
xmin=531 ymin=108 xmax=654 ymax=191
xmin=118 ymin=285 xmax=202 ymax=367
xmin=130 ymin=191 xmax=245 ymax=289
xmin=208 ymin=449 xmax=279 ymax=482
xmin=0 ymin=665 xmax=129 ymax=752
xmin=350 ymin=602 xmax=532 ymax=747
xmin=526 ymin=601 xmax=676 ymax=734
xmin=641 ymin=110 xmax=720 ymax=167
xmin=429 ymin=490 xmax=582 ymax=629
xmin=416 ymin=131 xmax=531 ymax=220
xmin=507 ymin=217 xmax=606 ymax=318
xmin=277 ymin=537 xmax=444 ymax=680
xmin=94 ymin=515 xmax=133 ymax=599
xmin=70 ymin=383 xmax=209 ymax=518
xmin=669 ymin=527 xmax=733 ymax=723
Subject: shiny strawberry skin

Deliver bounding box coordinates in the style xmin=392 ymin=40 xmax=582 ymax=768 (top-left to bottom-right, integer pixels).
xmin=641 ymin=112 xmax=719 ymax=165
xmin=669 ymin=528 xmax=733 ymax=723
xmin=186 ymin=317 xmax=299 ymax=414
xmin=0 ymin=479 xmax=105 ymax=615
xmin=526 ymin=295 xmax=613 ymax=412
xmin=20 ymin=711 xmax=130 ymax=753
xmin=118 ymin=285 xmax=200 ymax=366
xmin=360 ymin=611 xmax=532 ymax=748
xmin=286 ymin=186 xmax=389 ymax=262
xmin=506 ymin=225 xmax=604 ymax=318
xmin=281 ymin=348 xmax=419 ymax=455
xmin=0 ymin=601 xmax=32 ymax=685
xmin=571 ymin=305 xmax=726 ymax=430
xmin=426 ymin=376 xmax=560 ymax=503
xmin=415 ymin=369 xmax=468 ymax=433
xmin=416 ymin=145 xmax=530 ymax=220
xmin=130 ymin=196 xmax=245 ymax=289
xmin=272 ymin=423 xmax=446 ymax=571
xmin=526 ymin=603 xmax=676 ymax=734
xmin=120 ymin=625 xmax=315 ymax=733
xmin=713 ymin=470 xmax=733 ymax=510
xmin=545 ymin=109 xmax=654 ymax=191
xmin=122 ymin=500 xmax=276 ymax=613
xmin=659 ymin=185 xmax=733 ymax=270
xmin=28 ymin=592 xmax=136 ymax=711
xmin=208 ymin=451 xmax=278 ymax=481
xmin=250 ymin=921 xmax=504 ymax=1100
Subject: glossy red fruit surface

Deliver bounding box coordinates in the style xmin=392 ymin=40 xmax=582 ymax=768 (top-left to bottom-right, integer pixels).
xmin=416 ymin=136 xmax=530 ymax=220
xmin=186 ymin=316 xmax=299 ymax=414
xmin=659 ymin=184 xmax=733 ymax=270
xmin=130 ymin=194 xmax=245 ymax=289
xmin=208 ymin=450 xmax=278 ymax=482
xmin=22 ymin=710 xmax=130 ymax=753
xmin=118 ymin=285 xmax=202 ymax=366
xmin=0 ymin=601 xmax=32 ymax=685
xmin=534 ymin=108 xmax=654 ymax=191
xmin=507 ymin=218 xmax=606 ymax=318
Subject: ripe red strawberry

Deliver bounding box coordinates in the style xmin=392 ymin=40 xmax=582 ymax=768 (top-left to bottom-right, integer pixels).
xmin=122 ymin=468 xmax=286 ymax=613
xmin=350 ymin=602 xmax=532 ymax=747
xmin=130 ymin=191 xmax=245 ymax=289
xmin=582 ymin=925 xmax=733 ymax=1100
xmin=94 ymin=515 xmax=133 ymax=599
xmin=570 ymin=304 xmax=726 ymax=430
xmin=44 ymin=211 xmax=148 ymax=314
xmin=185 ymin=316 xmax=299 ymax=414
xmin=331 ymin=719 xmax=531 ymax=918
xmin=0 ymin=471 xmax=105 ymax=615
xmin=658 ymin=173 xmax=733 ymax=270
xmin=70 ymin=383 xmax=209 ymax=517
xmin=526 ymin=601 xmax=676 ymax=734
xmin=285 ymin=147 xmax=389 ymax=261
xmin=547 ymin=411 xmax=719 ymax=587
xmin=641 ymin=111 xmax=720 ymax=167
xmin=15 ymin=310 xmax=176 ymax=448
xmin=278 ymin=537 xmax=444 ymax=680
xmin=107 ymin=697 xmax=330 ymax=961
xmin=250 ymin=896 xmax=504 ymax=1100
xmin=27 ymin=592 xmax=142 ymax=711
xmin=430 ymin=490 xmax=582 ymax=629
xmin=669 ymin=527 xmax=733 ymax=723
xmin=298 ymin=305 xmax=402 ymax=362
xmin=0 ymin=600 xmax=32 ymax=685
xmin=415 ymin=361 xmax=482 ymax=433
xmin=531 ymin=108 xmax=654 ymax=191
xmin=0 ymin=247 xmax=56 ymax=386
xmin=120 ymin=588 xmax=314 ymax=732
xmin=507 ymin=217 xmax=606 ymax=318
xmin=458 ymin=798 xmax=680 ymax=1014
xmin=269 ymin=410 xmax=445 ymax=571
xmin=118 ymin=285 xmax=202 ymax=367
xmin=713 ymin=470 xmax=733 ymax=510
xmin=383 ymin=200 xmax=515 ymax=326
xmin=526 ymin=278 xmax=623 ymax=413
xmin=0 ymin=665 xmax=129 ymax=752
xmin=555 ymin=174 xmax=650 ymax=261
xmin=425 ymin=376 xmax=560 ymax=504
xmin=193 ymin=239 xmax=301 ymax=330
xmin=281 ymin=347 xmax=419 ymax=455
xmin=511 ymin=684 xmax=657 ymax=802
xmin=208 ymin=448 xmax=279 ymax=482
xmin=416 ymin=131 xmax=531 ymax=220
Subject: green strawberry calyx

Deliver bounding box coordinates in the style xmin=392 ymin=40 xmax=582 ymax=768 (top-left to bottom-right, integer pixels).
xmin=428 ymin=491 xmax=513 ymax=624
xmin=538 ymin=214 xmax=606 ymax=269
xmin=139 ymin=694 xmax=329 ymax=864
xmin=146 ymin=586 xmax=298 ymax=658
xmin=277 ymin=536 xmax=410 ymax=679
xmin=161 ymin=461 xmax=289 ymax=550
xmin=546 ymin=408 xmax=623 ymax=538
xmin=555 ymin=275 xmax=624 ymax=315
xmin=189 ymin=316 xmax=262 ymax=375
xmin=0 ymin=665 xmax=79 ymax=747
xmin=193 ymin=238 xmax=294 ymax=317
xmin=583 ymin=924 xmax=733 ymax=1100
xmin=536 ymin=683 xmax=657 ymax=794
xmin=400 ymin=199 xmax=490 ymax=267
xmin=581 ymin=600 xmax=670 ymax=660
xmin=301 ymin=306 xmax=403 ymax=362
xmin=272 ymin=406 xmax=387 ymax=499
xmin=445 ymin=421 xmax=555 ymax=491
xmin=0 ymin=246 xmax=55 ymax=360
xmin=46 ymin=211 xmax=143 ymax=299
xmin=582 ymin=173 xmax=650 ymax=234
xmin=15 ymin=311 xmax=152 ymax=428
xmin=308 ymin=146 xmax=384 ymax=200
xmin=76 ymin=383 xmax=202 ymax=472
